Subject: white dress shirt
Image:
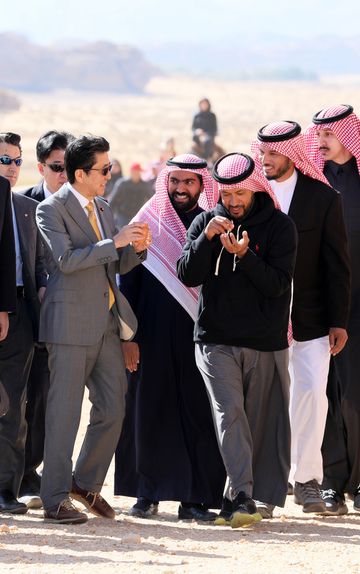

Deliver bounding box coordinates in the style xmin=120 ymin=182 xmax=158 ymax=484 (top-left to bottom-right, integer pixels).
xmin=269 ymin=169 xmax=298 ymax=215
xmin=11 ymin=198 xmax=24 ymax=286
xmin=68 ymin=184 xmax=105 ymax=239
xmin=43 ymin=181 xmax=53 ymax=199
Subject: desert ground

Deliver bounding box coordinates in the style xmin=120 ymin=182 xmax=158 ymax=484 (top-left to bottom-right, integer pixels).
xmin=1 ymin=394 xmax=360 ymax=574
xmin=0 ymin=76 xmax=360 ymax=572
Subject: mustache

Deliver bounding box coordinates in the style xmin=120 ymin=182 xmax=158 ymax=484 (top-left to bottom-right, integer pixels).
xmin=319 ymin=146 xmax=330 ymax=151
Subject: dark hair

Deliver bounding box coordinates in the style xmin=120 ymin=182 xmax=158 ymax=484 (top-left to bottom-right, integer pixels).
xmin=0 ymin=132 xmax=22 ymax=153
xmin=65 ymin=135 xmax=110 ymax=184
xmin=199 ymin=98 xmax=211 ymax=110
xmin=36 ymin=130 xmax=75 ymax=163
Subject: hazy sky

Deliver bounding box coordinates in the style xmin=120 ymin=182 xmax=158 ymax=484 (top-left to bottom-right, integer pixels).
xmin=1 ymin=0 xmax=359 ymax=46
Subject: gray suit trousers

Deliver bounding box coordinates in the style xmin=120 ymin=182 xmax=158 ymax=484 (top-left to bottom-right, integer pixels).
xmin=195 ymin=343 xmax=290 ymax=507
xmin=41 ymin=310 xmax=126 ymax=509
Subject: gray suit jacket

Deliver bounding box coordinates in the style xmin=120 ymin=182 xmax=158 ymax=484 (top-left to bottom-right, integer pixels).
xmin=36 ymin=184 xmax=145 ymax=346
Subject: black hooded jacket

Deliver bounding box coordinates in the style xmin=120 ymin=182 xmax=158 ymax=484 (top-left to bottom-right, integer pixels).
xmin=177 ymin=192 xmax=297 ymax=351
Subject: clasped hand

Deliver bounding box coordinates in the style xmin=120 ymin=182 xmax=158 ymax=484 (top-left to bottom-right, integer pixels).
xmin=114 ymin=222 xmax=152 ymax=252
xmin=204 ymin=216 xmax=249 ymax=258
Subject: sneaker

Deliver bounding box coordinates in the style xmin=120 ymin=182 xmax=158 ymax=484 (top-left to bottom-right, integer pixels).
xmin=129 ymin=497 xmax=159 ymax=518
xmin=294 ymin=480 xmax=326 ymax=513
xmin=44 ymin=499 xmax=88 ymax=524
xmin=255 ymin=500 xmax=275 ymax=519
xmin=18 ymin=494 xmax=43 ymax=509
xmin=178 ymin=503 xmax=217 ymax=521
xmin=214 ymin=497 xmax=233 ymax=526
xmin=230 ymin=491 xmax=262 ymax=529
xmin=353 ymin=486 xmax=360 ymax=512
xmin=320 ymin=489 xmax=348 ymax=515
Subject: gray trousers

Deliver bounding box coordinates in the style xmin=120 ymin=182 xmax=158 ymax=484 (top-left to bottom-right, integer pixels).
xmin=41 ymin=311 xmax=127 ymax=509
xmin=195 ymin=343 xmax=290 ymax=507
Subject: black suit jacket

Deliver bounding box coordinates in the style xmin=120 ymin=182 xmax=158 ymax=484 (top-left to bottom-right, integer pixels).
xmin=22 ymin=181 xmax=45 ymax=202
xmin=289 ymin=171 xmax=351 ymax=341
xmin=12 ymin=192 xmax=47 ymax=339
xmin=0 ymin=176 xmax=16 ymax=312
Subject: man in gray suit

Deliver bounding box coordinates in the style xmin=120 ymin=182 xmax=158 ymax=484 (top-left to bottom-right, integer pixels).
xmin=36 ymin=135 xmax=150 ymax=524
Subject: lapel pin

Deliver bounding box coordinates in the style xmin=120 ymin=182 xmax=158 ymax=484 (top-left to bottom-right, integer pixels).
xmin=24 ymin=213 xmax=28 ymax=217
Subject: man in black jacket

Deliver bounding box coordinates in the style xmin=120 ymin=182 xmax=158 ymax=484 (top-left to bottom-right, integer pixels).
xmin=0 ymin=176 xmax=16 ymax=341
xmin=19 ymin=130 xmax=74 ymax=508
xmin=253 ymin=121 xmax=351 ymax=515
xmin=0 ymin=132 xmax=47 ymax=514
xmin=178 ymin=152 xmax=297 ymax=527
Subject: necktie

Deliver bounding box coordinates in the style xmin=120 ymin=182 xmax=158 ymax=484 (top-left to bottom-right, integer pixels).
xmin=86 ymin=202 xmax=115 ymax=310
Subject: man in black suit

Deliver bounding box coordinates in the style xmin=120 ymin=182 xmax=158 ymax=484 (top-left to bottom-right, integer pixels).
xmin=253 ymin=121 xmax=350 ymax=515
xmin=0 ymin=175 xmax=16 ymax=341
xmin=19 ymin=131 xmax=74 ymax=508
xmin=0 ymin=176 xmax=16 ymax=418
xmin=305 ymin=104 xmax=360 ymax=514
xmin=0 ymin=132 xmax=47 ymax=514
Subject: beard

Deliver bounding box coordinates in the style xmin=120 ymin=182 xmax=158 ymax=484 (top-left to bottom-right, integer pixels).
xmin=169 ymin=191 xmax=200 ymax=213
xmin=263 ymin=158 xmax=292 ymax=181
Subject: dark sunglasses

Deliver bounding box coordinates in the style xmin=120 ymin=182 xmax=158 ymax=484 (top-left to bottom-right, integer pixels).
xmin=0 ymin=155 xmax=23 ymax=167
xmin=43 ymin=162 xmax=66 ymax=173
xmin=87 ymin=164 xmax=113 ymax=176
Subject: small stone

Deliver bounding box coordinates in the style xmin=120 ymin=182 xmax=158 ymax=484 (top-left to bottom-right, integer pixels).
xmin=121 ymin=534 xmax=142 ymax=544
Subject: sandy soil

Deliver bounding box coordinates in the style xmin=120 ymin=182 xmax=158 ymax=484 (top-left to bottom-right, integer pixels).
xmin=1 ymin=396 xmax=360 ymax=574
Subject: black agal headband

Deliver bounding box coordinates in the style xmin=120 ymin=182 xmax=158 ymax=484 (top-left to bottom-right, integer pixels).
xmin=312 ymin=104 xmax=353 ymax=125
xmin=166 ymin=157 xmax=208 ymax=169
xmin=212 ymin=153 xmax=255 ymax=184
xmin=257 ymin=121 xmax=301 ymax=143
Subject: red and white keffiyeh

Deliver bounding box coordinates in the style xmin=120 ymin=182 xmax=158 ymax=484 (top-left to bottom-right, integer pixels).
xmin=131 ymin=154 xmax=218 ymax=320
xmin=304 ymin=104 xmax=360 ymax=174
xmin=212 ymin=152 xmax=280 ymax=208
xmin=251 ymin=120 xmax=329 ymax=185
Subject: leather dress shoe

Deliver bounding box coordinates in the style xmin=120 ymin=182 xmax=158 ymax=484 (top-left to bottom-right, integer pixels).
xmin=129 ymin=497 xmax=159 ymax=518
xmin=44 ymin=498 xmax=88 ymax=524
xmin=178 ymin=503 xmax=217 ymax=521
xmin=70 ymin=478 xmax=115 ymax=519
xmin=0 ymin=490 xmax=28 ymax=514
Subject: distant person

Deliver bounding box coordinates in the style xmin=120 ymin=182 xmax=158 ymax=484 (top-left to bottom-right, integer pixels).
xmin=253 ymin=121 xmax=351 ymax=515
xmin=19 ymin=130 xmax=74 ymax=509
xmin=159 ymin=137 xmax=177 ymax=163
xmin=0 ymin=132 xmax=47 ymax=515
xmin=115 ymin=154 xmax=225 ymax=521
xmin=104 ymin=158 xmax=123 ymax=198
xmin=109 ymin=162 xmax=154 ymax=229
xmin=177 ymin=153 xmax=297 ymax=527
xmin=192 ymin=98 xmax=218 ymax=160
xmin=36 ymin=135 xmax=149 ymax=524
xmin=305 ymin=104 xmax=360 ymax=515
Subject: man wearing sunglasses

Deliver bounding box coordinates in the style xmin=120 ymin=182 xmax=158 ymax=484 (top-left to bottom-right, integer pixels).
xmin=36 ymin=134 xmax=150 ymax=524
xmin=18 ymin=131 xmax=75 ymax=510
xmin=0 ymin=132 xmax=47 ymax=515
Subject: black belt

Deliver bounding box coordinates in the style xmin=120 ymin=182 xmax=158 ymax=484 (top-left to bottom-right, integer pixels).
xmin=17 ymin=286 xmax=25 ymax=298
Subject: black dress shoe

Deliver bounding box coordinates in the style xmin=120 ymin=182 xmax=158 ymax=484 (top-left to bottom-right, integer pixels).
xmin=178 ymin=503 xmax=217 ymax=521
xmin=129 ymin=497 xmax=159 ymax=518
xmin=0 ymin=490 xmax=28 ymax=514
